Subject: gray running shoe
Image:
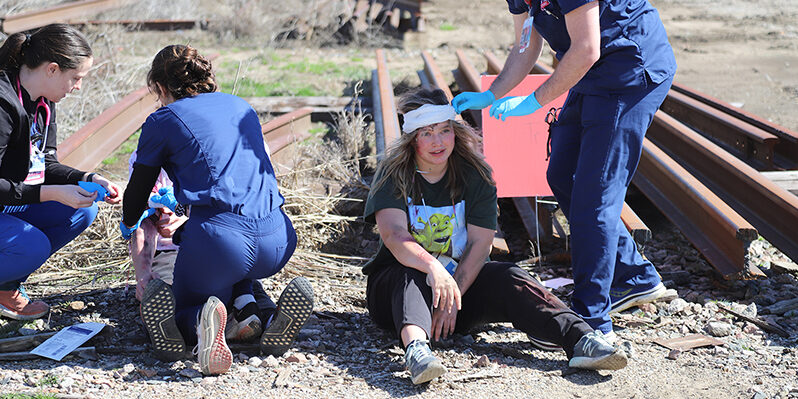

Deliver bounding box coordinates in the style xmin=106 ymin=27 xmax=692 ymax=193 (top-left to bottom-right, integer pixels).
xmin=260 ymin=277 xmax=314 ymax=356
xmin=404 ymin=340 xmax=447 ymax=384
xmin=140 ymin=279 xmax=185 ymax=362
xmin=568 ymin=331 xmax=628 ymax=371
xmin=609 ymin=282 xmax=678 ymax=314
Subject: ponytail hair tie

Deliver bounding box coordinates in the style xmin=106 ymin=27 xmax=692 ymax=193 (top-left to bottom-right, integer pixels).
xmin=21 ymin=34 xmax=32 ymax=50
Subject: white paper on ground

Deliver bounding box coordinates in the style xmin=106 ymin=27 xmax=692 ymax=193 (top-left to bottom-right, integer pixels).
xmin=30 ymin=322 xmax=106 ymax=361
xmin=543 ymin=277 xmax=574 ymax=289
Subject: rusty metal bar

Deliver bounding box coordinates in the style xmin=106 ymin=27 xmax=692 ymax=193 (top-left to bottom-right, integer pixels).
xmin=261 ymin=107 xmax=313 ymax=175
xmin=375 ymin=49 xmax=401 ymax=152
xmin=58 ymin=54 xmax=220 ymax=172
xmin=621 ymin=202 xmax=652 ymax=247
xmin=648 ymin=110 xmax=798 ymax=264
xmin=483 ymin=51 xmax=553 ymax=76
xmin=2 ymin=0 xmax=122 ymax=34
xmin=661 ymin=90 xmax=778 ymax=169
xmin=633 ymin=138 xmax=762 ymax=279
xmin=671 ymin=82 xmax=798 ymax=168
xmin=59 ymin=87 xmax=158 ymax=171
xmin=71 ymin=19 xmax=205 ymax=31
xmin=421 ymin=51 xmax=454 ymax=101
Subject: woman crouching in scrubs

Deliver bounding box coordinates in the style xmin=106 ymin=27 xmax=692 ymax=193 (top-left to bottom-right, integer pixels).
xmin=363 ymin=88 xmax=627 ymax=385
xmin=121 ymin=45 xmax=314 ymax=375
xmin=0 ymin=24 xmax=122 ymax=321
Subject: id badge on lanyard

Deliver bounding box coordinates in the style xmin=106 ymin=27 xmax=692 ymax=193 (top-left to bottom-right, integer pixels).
xmin=519 ymin=9 xmax=535 ymax=53
xmin=24 ymin=123 xmax=46 ymax=185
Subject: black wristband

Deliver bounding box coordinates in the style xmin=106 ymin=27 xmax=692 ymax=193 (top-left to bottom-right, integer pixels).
xmin=87 ymin=173 xmax=96 ymax=182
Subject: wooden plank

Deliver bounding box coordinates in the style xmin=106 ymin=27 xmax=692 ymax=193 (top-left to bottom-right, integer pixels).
xmin=2 ymin=0 xmax=123 ymax=34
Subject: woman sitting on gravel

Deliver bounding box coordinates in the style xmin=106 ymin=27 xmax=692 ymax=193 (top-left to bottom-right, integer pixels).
xmin=0 ymin=24 xmax=122 ymax=321
xmin=121 ymin=45 xmax=313 ymax=375
xmin=363 ymin=88 xmax=627 ymax=385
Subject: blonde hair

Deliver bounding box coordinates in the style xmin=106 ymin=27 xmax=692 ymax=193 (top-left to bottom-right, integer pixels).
xmin=371 ymin=88 xmax=495 ymax=204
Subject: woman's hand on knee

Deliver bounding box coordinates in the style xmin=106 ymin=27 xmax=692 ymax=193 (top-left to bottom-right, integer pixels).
xmin=427 ymin=263 xmax=462 ymax=314
xmin=40 ymin=185 xmax=96 ymax=208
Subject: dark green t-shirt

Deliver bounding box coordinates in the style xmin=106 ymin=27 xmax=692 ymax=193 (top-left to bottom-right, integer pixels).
xmin=362 ymin=162 xmax=497 ymax=275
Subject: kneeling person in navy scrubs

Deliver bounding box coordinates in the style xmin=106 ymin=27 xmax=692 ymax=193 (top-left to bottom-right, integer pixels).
xmin=121 ymin=45 xmax=314 ymax=375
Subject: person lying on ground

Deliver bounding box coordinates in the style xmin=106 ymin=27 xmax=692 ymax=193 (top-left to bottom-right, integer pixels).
xmin=120 ymin=45 xmax=313 ymax=375
xmin=0 ymin=24 xmax=121 ymax=321
xmin=363 ymin=88 xmax=628 ymax=385
xmin=128 ymin=151 xmax=281 ymax=342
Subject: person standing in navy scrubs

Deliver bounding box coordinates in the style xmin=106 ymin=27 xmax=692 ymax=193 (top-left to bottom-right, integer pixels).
xmin=122 ymin=45 xmax=314 ymax=375
xmin=0 ymin=24 xmax=122 ymax=321
xmin=452 ymin=0 xmax=677 ymax=340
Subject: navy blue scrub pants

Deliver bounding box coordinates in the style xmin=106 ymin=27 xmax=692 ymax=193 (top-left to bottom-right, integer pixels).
xmin=546 ymin=76 xmax=674 ymax=334
xmin=171 ymin=206 xmax=297 ymax=344
xmin=0 ymin=202 xmax=98 ymax=290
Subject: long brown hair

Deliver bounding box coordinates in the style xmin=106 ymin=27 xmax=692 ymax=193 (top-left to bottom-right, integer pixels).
xmin=147 ymin=44 xmax=217 ymax=100
xmin=371 ymin=88 xmax=495 ymax=204
xmin=0 ymin=24 xmax=92 ymax=72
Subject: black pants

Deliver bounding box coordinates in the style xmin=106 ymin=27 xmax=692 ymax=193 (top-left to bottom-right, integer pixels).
xmin=366 ymin=261 xmax=593 ymax=358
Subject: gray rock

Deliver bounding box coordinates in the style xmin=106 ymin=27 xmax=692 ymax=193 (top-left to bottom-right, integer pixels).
xmin=178 ymin=368 xmax=202 ymax=379
xmin=248 ymin=356 xmax=263 ymax=367
xmin=264 ymin=355 xmax=280 ymax=368
xmin=620 ymin=341 xmax=635 ymax=359
xmin=706 ymin=321 xmax=734 ymax=337
xmin=59 ymin=376 xmax=75 ymax=389
xmin=668 ymin=298 xmax=689 ymax=314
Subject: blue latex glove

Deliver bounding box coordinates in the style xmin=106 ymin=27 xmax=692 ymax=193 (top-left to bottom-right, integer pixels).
xmin=119 ymin=208 xmax=158 ymax=240
xmin=148 ymin=187 xmax=178 ymax=212
xmin=78 ymin=181 xmax=108 ymax=203
xmin=451 ymin=90 xmax=495 ymax=113
xmin=488 ymin=92 xmax=543 ymax=121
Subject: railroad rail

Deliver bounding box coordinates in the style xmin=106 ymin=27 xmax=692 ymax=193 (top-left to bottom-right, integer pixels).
xmin=671 ymin=82 xmax=798 ymax=169
xmin=647 ymin=111 xmax=798 ymax=264
xmin=260 ymin=107 xmax=314 ymax=175
xmin=70 ymin=19 xmax=206 ymax=31
xmin=1 ymin=0 xmax=123 ymax=34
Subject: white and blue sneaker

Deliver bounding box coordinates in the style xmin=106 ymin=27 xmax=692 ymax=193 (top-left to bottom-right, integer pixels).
xmin=568 ymin=331 xmax=628 ymax=371
xmin=404 ymin=340 xmax=446 ymax=384
xmin=609 ymin=282 xmax=677 ymax=314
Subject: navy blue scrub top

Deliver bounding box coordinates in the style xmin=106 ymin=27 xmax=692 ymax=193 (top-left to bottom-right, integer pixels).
xmin=135 ymin=91 xmax=283 ymax=218
xmin=506 ymin=0 xmax=676 ymax=94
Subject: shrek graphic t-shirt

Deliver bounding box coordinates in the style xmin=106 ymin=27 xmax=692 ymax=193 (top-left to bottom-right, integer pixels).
xmin=363 ymin=163 xmax=497 ymax=275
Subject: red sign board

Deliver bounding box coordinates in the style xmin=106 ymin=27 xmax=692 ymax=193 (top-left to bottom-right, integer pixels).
xmin=481 ymin=74 xmax=567 ymax=198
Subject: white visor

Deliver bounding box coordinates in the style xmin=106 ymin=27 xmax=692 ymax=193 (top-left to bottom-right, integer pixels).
xmin=401 ymin=104 xmax=457 ymax=134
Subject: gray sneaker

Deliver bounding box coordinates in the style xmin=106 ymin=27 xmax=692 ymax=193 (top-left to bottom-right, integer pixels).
xmin=404 ymin=340 xmax=447 ymax=384
xmin=568 ymin=331 xmax=628 ymax=371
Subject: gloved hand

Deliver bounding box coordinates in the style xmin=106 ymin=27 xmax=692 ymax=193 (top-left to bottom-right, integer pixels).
xmin=451 ymin=90 xmax=495 ymax=113
xmin=77 ymin=181 xmax=108 ymax=203
xmin=148 ymin=187 xmax=178 ymax=212
xmin=488 ymin=92 xmax=543 ymax=121
xmin=119 ymin=208 xmax=157 ymax=240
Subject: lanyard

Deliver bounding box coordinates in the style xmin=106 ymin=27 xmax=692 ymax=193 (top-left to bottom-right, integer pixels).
xmin=16 ymin=77 xmax=50 ymax=150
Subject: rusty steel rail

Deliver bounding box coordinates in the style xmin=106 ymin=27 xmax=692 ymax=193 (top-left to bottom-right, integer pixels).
xmin=633 ymin=138 xmax=762 ymax=279
xmin=420 ymin=51 xmax=454 ymax=101
xmin=661 ymin=90 xmax=779 ymax=169
xmin=671 ymin=82 xmax=798 ymax=168
xmin=59 ymin=86 xmax=158 ymax=171
xmin=58 ymin=54 xmax=220 ymax=172
xmin=373 ymin=49 xmax=401 ymax=158
xmin=473 ymin=50 xmax=652 ymax=246
xmin=71 ymin=19 xmax=206 ymax=31
xmin=261 ymin=107 xmax=313 ymax=175
xmin=648 ymin=111 xmax=798 ymax=264
xmin=484 ymin=51 xmax=553 ymax=75
xmin=2 ymin=0 xmax=123 ymax=34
